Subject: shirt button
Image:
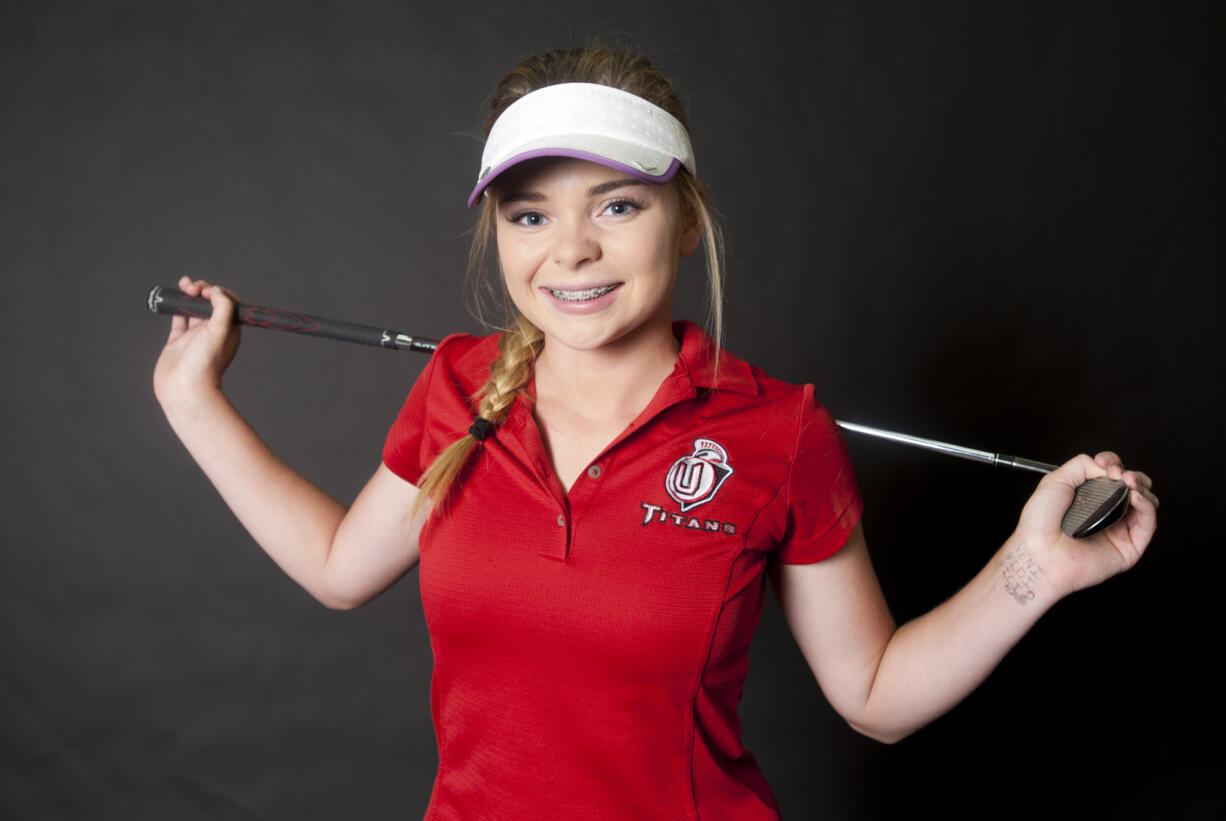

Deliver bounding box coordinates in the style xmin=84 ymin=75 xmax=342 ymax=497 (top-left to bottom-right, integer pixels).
xmin=556 ymin=515 xmax=565 ymax=527
xmin=587 ymin=464 xmax=602 ymax=479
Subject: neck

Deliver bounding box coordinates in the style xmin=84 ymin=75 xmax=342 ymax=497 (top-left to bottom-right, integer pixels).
xmin=534 ymin=322 xmax=680 ymax=422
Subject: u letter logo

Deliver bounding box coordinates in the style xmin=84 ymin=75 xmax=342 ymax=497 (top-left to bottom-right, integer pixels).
xmin=665 ymin=438 xmax=734 ymax=513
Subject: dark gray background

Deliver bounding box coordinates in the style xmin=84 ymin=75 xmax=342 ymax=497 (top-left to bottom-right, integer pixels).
xmin=2 ymin=1 xmax=1221 ymax=818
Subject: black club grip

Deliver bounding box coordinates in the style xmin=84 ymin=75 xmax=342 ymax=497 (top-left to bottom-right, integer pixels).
xmin=147 ymin=286 xmax=416 ymax=350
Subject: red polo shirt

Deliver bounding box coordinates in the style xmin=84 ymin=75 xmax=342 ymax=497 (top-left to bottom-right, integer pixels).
xmin=383 ymin=321 xmax=862 ymax=820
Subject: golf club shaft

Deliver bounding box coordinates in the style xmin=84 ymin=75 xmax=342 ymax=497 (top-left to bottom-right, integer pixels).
xmin=835 ymin=421 xmax=1058 ymax=474
xmin=145 ymin=285 xmax=1057 ymax=474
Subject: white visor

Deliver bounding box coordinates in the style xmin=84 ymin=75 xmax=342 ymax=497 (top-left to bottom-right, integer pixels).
xmin=467 ymin=82 xmax=696 ymax=208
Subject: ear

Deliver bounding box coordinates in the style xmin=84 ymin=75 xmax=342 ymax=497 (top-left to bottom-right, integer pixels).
xmin=678 ymin=186 xmax=705 ymax=258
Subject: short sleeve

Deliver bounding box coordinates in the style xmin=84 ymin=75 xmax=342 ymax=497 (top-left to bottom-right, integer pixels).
xmin=775 ymin=385 xmax=864 ymax=564
xmin=382 ymin=340 xmax=446 ymax=486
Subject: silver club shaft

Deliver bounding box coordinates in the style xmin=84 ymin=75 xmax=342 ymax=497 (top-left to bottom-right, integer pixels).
xmin=835 ymin=421 xmax=1058 ymax=475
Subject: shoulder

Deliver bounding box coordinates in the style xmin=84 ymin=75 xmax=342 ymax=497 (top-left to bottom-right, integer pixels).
xmin=701 ymin=341 xmax=832 ymax=437
xmin=382 ymin=331 xmax=501 ymax=483
xmin=678 ymin=324 xmax=848 ymax=476
xmin=425 ymin=331 xmax=501 ymax=396
xmin=732 ymin=359 xmax=844 ymax=471
xmin=676 ymin=320 xmax=819 ymax=410
xmin=731 ymin=364 xmax=861 ymax=563
xmin=701 ymin=337 xmax=854 ymax=507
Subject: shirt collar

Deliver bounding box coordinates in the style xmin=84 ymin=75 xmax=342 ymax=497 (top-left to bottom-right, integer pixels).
xmin=673 ymin=320 xmax=758 ymax=396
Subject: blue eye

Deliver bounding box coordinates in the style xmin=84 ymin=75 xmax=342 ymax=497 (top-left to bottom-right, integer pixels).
xmin=510 ymin=211 xmax=546 ymax=227
xmin=603 ymin=198 xmax=644 ymax=217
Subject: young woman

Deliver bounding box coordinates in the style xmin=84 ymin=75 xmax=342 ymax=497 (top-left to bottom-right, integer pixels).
xmin=154 ymin=48 xmax=1158 ymax=819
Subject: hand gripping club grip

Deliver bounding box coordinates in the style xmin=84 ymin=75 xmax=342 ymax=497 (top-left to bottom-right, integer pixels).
xmin=146 ymin=286 xmax=438 ymax=352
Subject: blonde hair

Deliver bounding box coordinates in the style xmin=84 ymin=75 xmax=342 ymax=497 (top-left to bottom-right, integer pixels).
xmin=415 ymin=47 xmax=725 ymax=516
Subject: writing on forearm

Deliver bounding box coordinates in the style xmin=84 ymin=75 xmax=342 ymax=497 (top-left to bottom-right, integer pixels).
xmin=1000 ymin=544 xmax=1043 ymax=605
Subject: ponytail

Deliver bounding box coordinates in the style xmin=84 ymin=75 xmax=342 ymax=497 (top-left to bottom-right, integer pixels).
xmin=412 ymin=315 xmax=544 ymax=519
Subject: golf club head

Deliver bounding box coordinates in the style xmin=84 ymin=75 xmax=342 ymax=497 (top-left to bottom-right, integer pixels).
xmin=1061 ymin=477 xmax=1130 ymax=538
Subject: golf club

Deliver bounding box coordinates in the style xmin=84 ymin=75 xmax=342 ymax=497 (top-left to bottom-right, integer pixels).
xmin=147 ymin=285 xmax=1130 ymax=537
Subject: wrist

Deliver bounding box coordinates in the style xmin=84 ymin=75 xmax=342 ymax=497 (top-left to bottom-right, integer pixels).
xmin=157 ymin=378 xmax=229 ymax=428
xmin=995 ymin=534 xmax=1065 ymax=610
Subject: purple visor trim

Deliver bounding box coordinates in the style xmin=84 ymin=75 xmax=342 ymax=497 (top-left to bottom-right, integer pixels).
xmin=466 ymin=150 xmax=682 ymax=208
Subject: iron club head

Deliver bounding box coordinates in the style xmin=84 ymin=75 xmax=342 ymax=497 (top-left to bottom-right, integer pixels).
xmin=1061 ymin=477 xmax=1130 ymax=538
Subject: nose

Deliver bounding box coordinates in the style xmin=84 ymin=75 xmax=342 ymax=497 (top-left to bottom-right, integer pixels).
xmin=551 ymin=218 xmax=600 ymax=269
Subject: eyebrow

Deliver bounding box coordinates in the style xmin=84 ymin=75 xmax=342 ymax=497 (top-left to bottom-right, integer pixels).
xmin=498 ymin=177 xmax=647 ymax=206
xmin=588 ymin=177 xmax=646 ymax=196
xmin=498 ymin=191 xmax=545 ymax=205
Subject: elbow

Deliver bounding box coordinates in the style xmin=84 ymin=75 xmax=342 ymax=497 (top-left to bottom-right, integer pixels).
xmin=843 ymin=706 xmax=920 ymax=744
xmin=320 ymin=595 xmax=362 ymax=611
xmin=310 ymin=561 xmax=384 ymax=610
xmin=310 ymin=582 xmax=369 ymax=611
xmin=837 ymin=674 xmax=921 ymax=744
xmin=847 ymin=720 xmax=911 ymax=745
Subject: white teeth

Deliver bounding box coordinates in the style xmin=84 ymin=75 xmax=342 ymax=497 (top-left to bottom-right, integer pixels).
xmin=550 ymin=285 xmax=615 ymax=302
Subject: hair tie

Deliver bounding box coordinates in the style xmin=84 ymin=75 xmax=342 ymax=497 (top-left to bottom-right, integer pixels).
xmin=468 ymin=417 xmax=494 ymax=442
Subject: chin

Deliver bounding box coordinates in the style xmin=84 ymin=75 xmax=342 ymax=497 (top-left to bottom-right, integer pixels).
xmin=542 ymin=325 xmax=628 ymax=353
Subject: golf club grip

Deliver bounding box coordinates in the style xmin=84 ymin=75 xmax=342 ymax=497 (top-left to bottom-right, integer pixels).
xmin=147 ymin=286 xmax=399 ymax=349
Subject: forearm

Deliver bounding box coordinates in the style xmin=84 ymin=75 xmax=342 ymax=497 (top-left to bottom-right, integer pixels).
xmin=852 ymin=536 xmax=1059 ymax=742
xmin=782 ymin=457 xmax=1155 ymax=745
xmin=160 ymin=385 xmax=350 ymax=605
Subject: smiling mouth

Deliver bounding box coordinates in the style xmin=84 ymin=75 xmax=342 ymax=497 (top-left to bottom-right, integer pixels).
xmin=549 ymin=285 xmax=617 ymax=302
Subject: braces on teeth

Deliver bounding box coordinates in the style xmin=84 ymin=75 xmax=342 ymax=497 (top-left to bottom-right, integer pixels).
xmin=551 ymin=286 xmax=615 ymax=302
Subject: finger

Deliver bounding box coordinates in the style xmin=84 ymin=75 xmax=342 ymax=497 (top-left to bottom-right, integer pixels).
xmin=180 ymin=276 xmax=208 ymax=297
xmin=215 ymin=284 xmax=241 ymax=303
xmin=1094 ymin=450 xmax=1121 ymax=469
xmin=1119 ymin=470 xmax=1157 ymax=504
xmin=1134 ymin=484 xmax=1159 ymax=508
xmin=1126 ymin=480 xmax=1157 ymax=518
xmin=1050 ymin=453 xmax=1103 ymax=486
xmin=166 ymin=276 xmax=199 ymax=338
xmin=1095 ymin=452 xmax=1130 ymax=481
xmin=177 ymin=277 xmax=212 ymax=329
xmin=167 ymin=311 xmax=187 ymax=341
xmin=1125 ymin=485 xmax=1158 ymax=546
xmin=203 ymin=282 xmax=236 ymax=330
xmin=198 ymin=282 xmax=241 ymax=307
